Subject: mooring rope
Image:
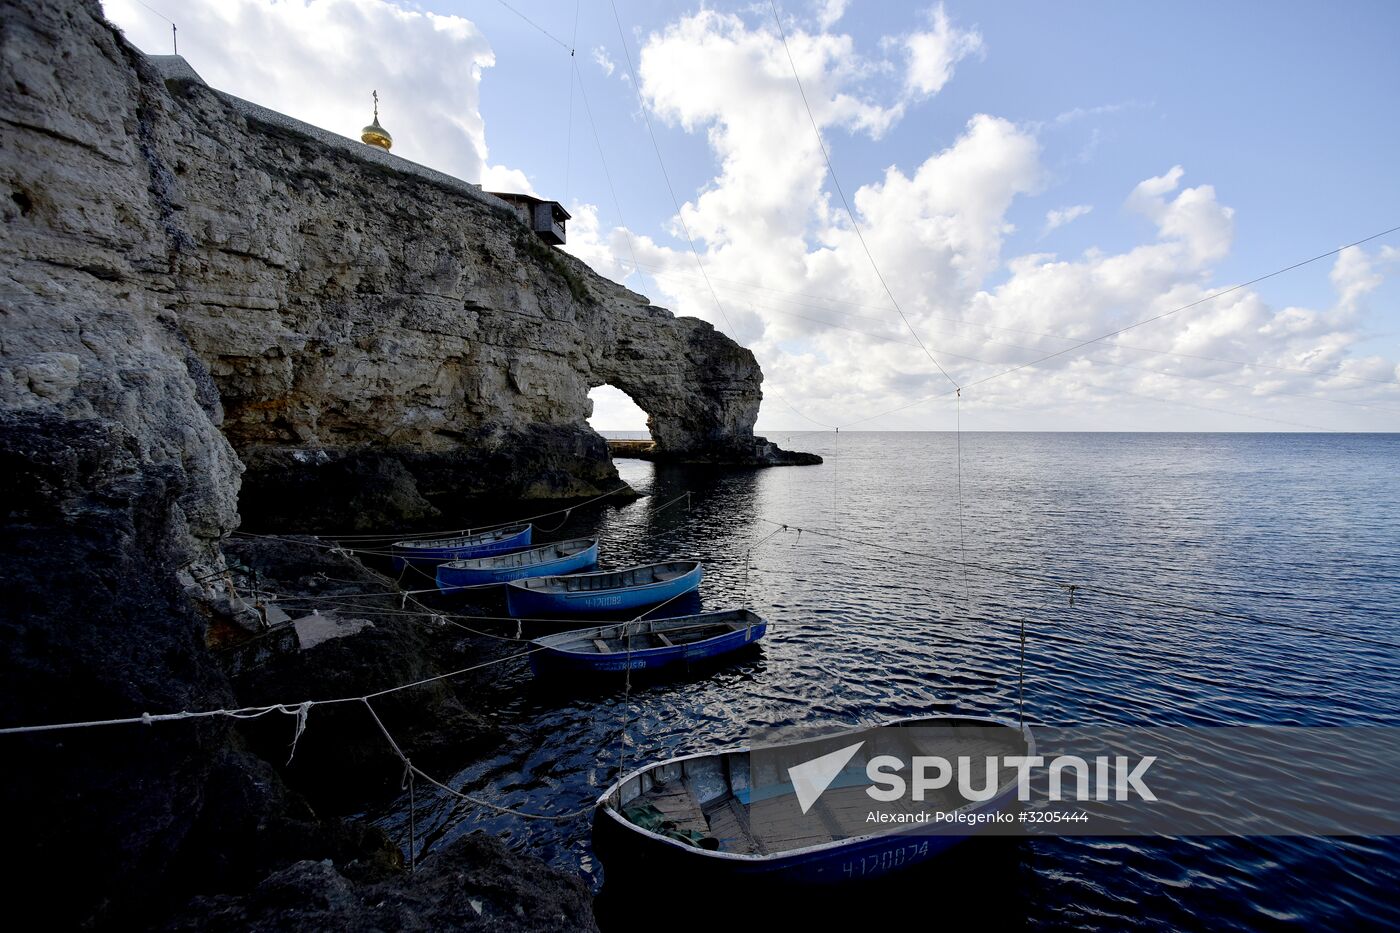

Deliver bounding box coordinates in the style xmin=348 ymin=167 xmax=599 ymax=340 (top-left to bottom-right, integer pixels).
xmin=0 ymin=492 xmax=721 ymax=830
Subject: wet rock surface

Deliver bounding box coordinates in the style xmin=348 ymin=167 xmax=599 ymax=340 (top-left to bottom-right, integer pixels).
xmin=0 ymin=445 xmax=581 ymax=928
xmin=166 ymin=834 xmax=599 ymax=933
xmin=611 ymin=435 xmax=824 ymax=467
xmin=0 ymin=412 xmax=396 ymax=926
xmin=0 ymin=0 xmax=810 ymax=926
xmin=220 ymin=536 xmax=513 ymax=815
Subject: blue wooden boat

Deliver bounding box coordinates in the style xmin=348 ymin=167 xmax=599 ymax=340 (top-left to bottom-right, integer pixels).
xmin=390 ymin=523 xmax=532 ymax=570
xmin=436 ymin=538 xmax=599 ymax=591
xmin=592 ymin=715 xmax=1033 ymax=886
xmin=528 ymin=609 xmax=765 ymax=675
xmin=505 ymin=560 xmax=703 ymax=617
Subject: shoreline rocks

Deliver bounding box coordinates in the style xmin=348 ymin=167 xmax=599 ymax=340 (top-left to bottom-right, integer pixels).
xmin=166 ymin=834 xmax=599 ymax=933
xmin=0 ymin=0 xmax=816 ymax=926
xmin=608 ymin=436 xmax=823 ymax=467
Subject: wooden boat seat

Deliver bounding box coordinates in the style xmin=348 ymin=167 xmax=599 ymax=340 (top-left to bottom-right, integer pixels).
xmin=592 ymin=639 xmax=612 ymax=654
xmin=653 ymin=632 xmax=676 ymax=647
xmin=642 ymin=781 xmax=710 ymax=839
xmin=702 ymin=796 xmax=764 ymax=855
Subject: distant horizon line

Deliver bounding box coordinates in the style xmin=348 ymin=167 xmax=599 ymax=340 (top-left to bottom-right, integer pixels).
xmin=592 ymin=428 xmax=1399 ymax=435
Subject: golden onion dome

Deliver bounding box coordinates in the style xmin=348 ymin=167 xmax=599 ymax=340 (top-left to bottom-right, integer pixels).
xmin=361 ymin=116 xmax=392 ymax=150
xmin=361 ymin=90 xmax=392 ymax=150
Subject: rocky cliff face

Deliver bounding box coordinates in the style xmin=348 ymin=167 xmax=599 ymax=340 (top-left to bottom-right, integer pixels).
xmin=1 ymin=0 xmax=810 ymax=534
xmin=0 ymin=0 xmax=810 ymax=924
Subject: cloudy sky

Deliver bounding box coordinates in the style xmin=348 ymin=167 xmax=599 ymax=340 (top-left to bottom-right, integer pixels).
xmin=104 ymin=0 xmax=1400 ymax=432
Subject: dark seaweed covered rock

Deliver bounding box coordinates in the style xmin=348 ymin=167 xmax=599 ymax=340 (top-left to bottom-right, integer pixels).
xmin=0 ymin=412 xmax=381 ymax=925
xmin=166 ymin=834 xmax=598 ymax=932
xmin=0 ymin=0 xmax=813 ymax=925
xmin=220 ymin=535 xmax=510 ymax=814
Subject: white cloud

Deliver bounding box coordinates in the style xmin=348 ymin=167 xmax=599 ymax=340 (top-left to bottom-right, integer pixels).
xmin=1127 ymin=165 xmax=1234 ymax=265
xmin=566 ymin=7 xmax=1046 ymax=420
xmin=1127 ymin=165 xmax=1186 ymax=206
xmin=1052 ymin=100 xmax=1150 ymax=126
xmin=568 ymin=0 xmax=1397 ymax=431
xmin=560 ymin=203 xmax=642 ymax=286
xmin=101 ymin=0 xmax=527 ymax=187
xmin=1330 ymin=244 xmax=1383 ymax=313
xmin=1043 ymin=204 xmax=1092 ymax=235
xmin=481 ymin=164 xmax=535 ymax=195
xmin=902 ymin=4 xmax=984 ymax=98
xmin=102 ymin=0 xmax=1400 ymax=430
xmin=636 ymin=8 xmax=903 ymax=259
xmin=587 ymin=384 xmax=650 ymax=431
xmin=592 ymin=45 xmax=616 ymax=77
xmin=815 ymin=0 xmax=850 ymax=30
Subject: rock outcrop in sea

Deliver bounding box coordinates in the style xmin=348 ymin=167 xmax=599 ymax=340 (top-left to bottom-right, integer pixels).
xmin=0 ymin=0 xmax=815 ymax=925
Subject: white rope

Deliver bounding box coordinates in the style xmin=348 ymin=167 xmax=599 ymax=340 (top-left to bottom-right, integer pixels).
xmin=1 ymin=701 xmax=325 ymax=736
xmin=405 ymin=757 xmax=593 ymax=822
xmin=0 ymin=494 xmax=716 ymax=827
xmin=606 ymin=585 xmax=707 ymax=794
xmin=360 ymin=586 xmax=703 ymax=827
xmin=0 ymin=647 xmax=546 ymax=736
xmin=286 ymin=700 xmax=311 ymax=764
xmin=743 ymin=524 xmax=791 ymax=601
xmin=230 ymin=491 xmax=691 ymax=562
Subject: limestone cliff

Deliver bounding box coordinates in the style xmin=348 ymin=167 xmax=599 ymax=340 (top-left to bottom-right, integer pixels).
xmin=0 ymin=0 xmax=810 ymax=924
xmin=4 ymin=0 xmax=813 ymax=535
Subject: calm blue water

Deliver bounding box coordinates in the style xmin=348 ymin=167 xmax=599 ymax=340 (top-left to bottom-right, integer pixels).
xmin=378 ymin=433 xmax=1400 ymax=929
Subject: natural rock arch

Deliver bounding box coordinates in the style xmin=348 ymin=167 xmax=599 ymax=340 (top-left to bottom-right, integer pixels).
xmin=585 ymin=309 xmax=762 ymax=456
xmin=1 ymin=10 xmax=817 ymax=536
xmin=585 ymin=383 xmax=651 ymax=435
xmin=0 ymin=3 xmax=821 ymax=925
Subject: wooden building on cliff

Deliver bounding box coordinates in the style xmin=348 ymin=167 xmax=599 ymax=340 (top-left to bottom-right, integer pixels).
xmin=487 ymin=192 xmax=571 ymax=245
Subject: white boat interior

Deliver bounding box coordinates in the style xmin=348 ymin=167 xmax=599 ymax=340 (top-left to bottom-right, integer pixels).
xmin=604 ymin=719 xmax=1030 ymax=856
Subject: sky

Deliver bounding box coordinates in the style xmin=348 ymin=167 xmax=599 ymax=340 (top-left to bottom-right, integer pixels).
xmin=103 ymin=0 xmax=1400 ymax=432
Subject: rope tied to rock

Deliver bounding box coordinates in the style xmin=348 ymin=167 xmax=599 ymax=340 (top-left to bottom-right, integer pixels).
xmin=286 ymin=700 xmax=311 ymax=765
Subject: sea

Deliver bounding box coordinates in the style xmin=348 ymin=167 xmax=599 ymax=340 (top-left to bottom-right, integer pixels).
xmin=374 ymin=432 xmax=1400 ymax=930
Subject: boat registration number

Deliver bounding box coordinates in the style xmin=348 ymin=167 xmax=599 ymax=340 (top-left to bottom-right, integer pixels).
xmin=579 ymin=595 xmax=624 ymax=607
xmin=840 ymin=841 xmax=930 ymax=879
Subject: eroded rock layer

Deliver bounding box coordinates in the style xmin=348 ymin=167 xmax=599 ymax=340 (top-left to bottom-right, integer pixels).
xmin=0 ymin=0 xmax=810 ymax=924
xmin=4 ymin=0 xmax=813 ymax=533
